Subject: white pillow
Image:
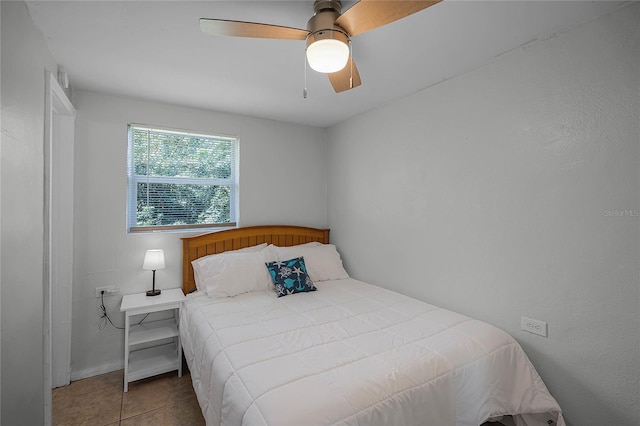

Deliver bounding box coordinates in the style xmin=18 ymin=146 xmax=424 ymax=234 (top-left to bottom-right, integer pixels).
xmin=193 ymin=247 xmax=278 ymax=298
xmin=273 ymin=243 xmax=349 ymax=282
xmin=192 ymin=243 xmax=268 ymax=292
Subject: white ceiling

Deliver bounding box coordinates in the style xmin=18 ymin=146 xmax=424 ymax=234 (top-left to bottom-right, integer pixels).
xmin=26 ymin=1 xmax=626 ymax=128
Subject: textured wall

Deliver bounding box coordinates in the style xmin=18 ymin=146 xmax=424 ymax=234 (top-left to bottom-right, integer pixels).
xmin=0 ymin=1 xmax=60 ymax=423
xmin=71 ymin=90 xmax=327 ymax=377
xmin=327 ymin=5 xmax=639 ymax=425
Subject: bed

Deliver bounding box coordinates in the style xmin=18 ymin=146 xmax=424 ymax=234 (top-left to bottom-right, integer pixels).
xmin=180 ymin=225 xmax=564 ymax=426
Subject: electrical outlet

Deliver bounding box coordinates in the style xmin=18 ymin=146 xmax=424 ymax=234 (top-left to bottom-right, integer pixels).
xmin=95 ymin=286 xmax=119 ymax=298
xmin=521 ymin=316 xmax=547 ymax=337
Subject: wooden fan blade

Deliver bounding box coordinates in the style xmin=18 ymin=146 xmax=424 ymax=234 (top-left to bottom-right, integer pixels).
xmin=336 ymin=0 xmax=442 ymax=37
xmin=328 ymin=56 xmax=362 ymax=93
xmin=200 ymin=18 xmax=309 ymax=40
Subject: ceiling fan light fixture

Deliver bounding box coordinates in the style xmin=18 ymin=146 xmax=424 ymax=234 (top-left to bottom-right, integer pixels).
xmin=306 ymin=29 xmax=350 ymax=73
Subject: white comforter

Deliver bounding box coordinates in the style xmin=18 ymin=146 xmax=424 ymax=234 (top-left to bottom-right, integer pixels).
xmin=180 ymin=278 xmax=564 ymax=426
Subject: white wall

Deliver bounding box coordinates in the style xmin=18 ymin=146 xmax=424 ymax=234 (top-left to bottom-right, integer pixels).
xmin=327 ymin=5 xmax=639 ymax=426
xmin=71 ymin=90 xmax=327 ymax=377
xmin=0 ymin=1 xmax=60 ymax=423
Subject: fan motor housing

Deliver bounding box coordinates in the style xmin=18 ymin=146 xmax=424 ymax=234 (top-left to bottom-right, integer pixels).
xmin=309 ymin=0 xmax=345 ymax=31
xmin=307 ymin=0 xmax=348 ymax=47
xmin=313 ymin=0 xmax=342 ymax=15
xmin=306 ymin=27 xmax=349 ymax=49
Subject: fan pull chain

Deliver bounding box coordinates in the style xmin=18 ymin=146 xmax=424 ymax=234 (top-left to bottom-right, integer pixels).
xmin=349 ymin=40 xmax=353 ymax=89
xmin=303 ymin=48 xmax=308 ymax=99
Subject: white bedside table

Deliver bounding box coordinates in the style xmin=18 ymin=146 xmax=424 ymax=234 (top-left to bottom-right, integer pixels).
xmin=120 ymin=288 xmax=186 ymax=392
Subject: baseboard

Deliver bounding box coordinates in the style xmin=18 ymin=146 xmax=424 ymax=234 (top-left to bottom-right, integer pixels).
xmin=70 ymin=360 xmax=124 ymax=381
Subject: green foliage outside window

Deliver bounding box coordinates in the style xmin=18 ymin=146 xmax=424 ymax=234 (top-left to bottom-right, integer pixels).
xmin=136 ymin=183 xmax=231 ymax=226
xmin=129 ymin=126 xmax=237 ymax=231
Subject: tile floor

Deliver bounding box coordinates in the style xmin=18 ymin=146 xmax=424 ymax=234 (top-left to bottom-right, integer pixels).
xmin=52 ymin=367 xmax=204 ymax=426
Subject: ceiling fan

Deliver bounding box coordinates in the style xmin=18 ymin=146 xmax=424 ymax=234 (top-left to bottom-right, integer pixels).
xmin=200 ymin=0 xmax=442 ymax=93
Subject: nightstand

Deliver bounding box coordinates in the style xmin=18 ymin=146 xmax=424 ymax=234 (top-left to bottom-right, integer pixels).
xmin=120 ymin=288 xmax=186 ymax=392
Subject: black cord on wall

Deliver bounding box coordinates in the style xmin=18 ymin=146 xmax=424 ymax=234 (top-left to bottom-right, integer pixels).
xmin=98 ymin=291 xmax=148 ymax=330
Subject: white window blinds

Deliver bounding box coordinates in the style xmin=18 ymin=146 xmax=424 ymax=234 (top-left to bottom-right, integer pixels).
xmin=127 ymin=125 xmax=238 ymax=232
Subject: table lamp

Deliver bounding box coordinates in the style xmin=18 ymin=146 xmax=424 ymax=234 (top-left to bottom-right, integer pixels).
xmin=142 ymin=249 xmax=165 ymax=296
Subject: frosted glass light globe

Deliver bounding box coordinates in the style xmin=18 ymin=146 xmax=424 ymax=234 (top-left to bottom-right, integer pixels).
xmin=306 ymin=39 xmax=349 ymax=73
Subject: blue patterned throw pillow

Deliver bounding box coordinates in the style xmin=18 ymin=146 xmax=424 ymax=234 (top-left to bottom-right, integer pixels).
xmin=265 ymin=257 xmax=316 ymax=297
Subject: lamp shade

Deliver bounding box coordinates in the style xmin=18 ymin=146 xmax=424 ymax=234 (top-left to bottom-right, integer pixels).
xmin=306 ymin=38 xmax=349 ymax=73
xmin=142 ymin=249 xmax=165 ymax=271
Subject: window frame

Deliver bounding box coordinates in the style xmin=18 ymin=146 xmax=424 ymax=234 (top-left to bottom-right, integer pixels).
xmin=126 ymin=124 xmax=239 ymax=233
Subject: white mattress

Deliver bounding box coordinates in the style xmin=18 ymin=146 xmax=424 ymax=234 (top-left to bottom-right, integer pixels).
xmin=180 ymin=278 xmax=564 ymax=426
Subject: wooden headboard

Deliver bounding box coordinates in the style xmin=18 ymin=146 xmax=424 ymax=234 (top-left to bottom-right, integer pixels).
xmin=181 ymin=225 xmax=330 ymax=294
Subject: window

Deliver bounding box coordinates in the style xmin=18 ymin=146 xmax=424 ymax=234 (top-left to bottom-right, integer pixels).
xmin=127 ymin=124 xmax=238 ymax=232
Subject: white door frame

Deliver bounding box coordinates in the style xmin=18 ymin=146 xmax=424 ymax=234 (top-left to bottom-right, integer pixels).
xmin=43 ymin=72 xmax=75 ymax=425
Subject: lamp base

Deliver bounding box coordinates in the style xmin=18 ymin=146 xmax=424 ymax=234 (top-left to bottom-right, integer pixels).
xmin=146 ymin=289 xmax=162 ymax=297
